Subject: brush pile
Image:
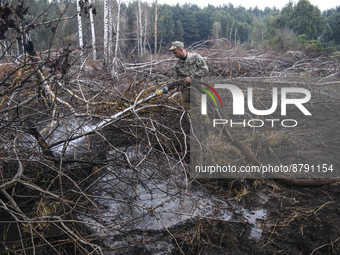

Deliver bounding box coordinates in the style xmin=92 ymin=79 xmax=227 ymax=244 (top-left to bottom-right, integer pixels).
xmin=0 ymin=40 xmax=339 ymax=254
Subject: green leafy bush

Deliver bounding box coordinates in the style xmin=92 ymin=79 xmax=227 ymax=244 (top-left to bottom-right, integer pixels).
xmin=306 ymin=40 xmax=324 ymax=51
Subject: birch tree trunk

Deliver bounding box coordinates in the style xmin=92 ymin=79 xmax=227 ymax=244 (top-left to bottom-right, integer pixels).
xmin=103 ymin=0 xmax=109 ymax=63
xmin=154 ymin=0 xmax=157 ymax=55
xmin=138 ymin=0 xmax=142 ymax=57
xmin=89 ymin=0 xmax=96 ymax=60
xmin=76 ymin=0 xmax=84 ymax=53
xmin=143 ymin=13 xmax=147 ymax=56
xmin=114 ymin=0 xmax=121 ymax=57
xmin=109 ymin=4 xmax=113 ymax=59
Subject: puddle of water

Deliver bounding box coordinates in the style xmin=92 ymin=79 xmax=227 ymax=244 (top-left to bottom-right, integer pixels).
xmin=79 ymin=147 xmax=268 ymax=254
xmin=237 ymin=208 xmax=267 ymax=240
xmin=19 ymin=118 xmax=267 ymax=253
xmin=47 ymin=118 xmax=96 ymax=154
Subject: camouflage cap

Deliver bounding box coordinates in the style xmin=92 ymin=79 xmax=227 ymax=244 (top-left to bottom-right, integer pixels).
xmin=169 ymin=41 xmax=184 ymax=51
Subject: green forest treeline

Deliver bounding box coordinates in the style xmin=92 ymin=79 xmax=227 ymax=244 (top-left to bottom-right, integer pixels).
xmin=15 ymin=0 xmax=340 ymax=56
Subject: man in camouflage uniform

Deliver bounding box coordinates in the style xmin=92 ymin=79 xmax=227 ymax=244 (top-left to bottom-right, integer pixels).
xmin=169 ymin=41 xmax=209 ymax=111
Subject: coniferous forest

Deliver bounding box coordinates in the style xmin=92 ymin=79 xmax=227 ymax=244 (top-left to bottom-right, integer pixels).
xmin=2 ymin=0 xmax=340 ymax=59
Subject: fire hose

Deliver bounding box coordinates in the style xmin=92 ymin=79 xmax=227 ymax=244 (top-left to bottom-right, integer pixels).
xmin=95 ymin=80 xmax=182 ymax=129
xmin=48 ymin=80 xmax=184 ymax=150
xmin=48 ymin=80 xmax=340 ymax=186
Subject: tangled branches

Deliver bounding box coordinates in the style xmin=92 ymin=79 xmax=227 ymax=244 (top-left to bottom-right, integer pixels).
xmin=1 ymin=33 xmax=340 ymax=254
xmin=0 ymin=33 xmax=190 ymax=253
xmin=187 ymin=39 xmax=340 ymax=80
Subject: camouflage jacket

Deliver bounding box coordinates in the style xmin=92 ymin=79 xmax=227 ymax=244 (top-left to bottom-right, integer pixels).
xmin=171 ymin=52 xmax=209 ymax=80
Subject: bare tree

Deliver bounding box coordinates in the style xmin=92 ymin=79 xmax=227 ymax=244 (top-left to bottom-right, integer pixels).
xmin=114 ymin=0 xmax=121 ymax=57
xmin=154 ymin=0 xmax=158 ymax=55
xmin=89 ymin=0 xmax=97 ymax=60
xmin=76 ymin=0 xmax=84 ymax=53
xmin=108 ymin=2 xmax=113 ymax=58
xmin=137 ymin=0 xmax=143 ymax=57
xmin=135 ymin=0 xmax=150 ymax=57
xmin=0 ymin=1 xmax=108 ymax=253
xmin=103 ymin=0 xmax=109 ymax=63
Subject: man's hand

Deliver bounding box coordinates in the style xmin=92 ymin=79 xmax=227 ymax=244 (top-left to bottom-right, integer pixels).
xmin=184 ymin=77 xmax=191 ymax=84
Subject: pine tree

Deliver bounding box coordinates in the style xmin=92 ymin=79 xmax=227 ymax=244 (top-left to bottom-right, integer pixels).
xmin=157 ymin=5 xmax=174 ymax=49
xmin=181 ymin=7 xmax=199 ymax=45
xmin=334 ymin=17 xmax=340 ymax=44
xmin=174 ymin=19 xmax=184 ymax=42
xmin=291 ymin=0 xmax=323 ymax=39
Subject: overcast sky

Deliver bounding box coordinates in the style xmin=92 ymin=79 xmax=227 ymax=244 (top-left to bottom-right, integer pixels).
xmin=154 ymin=0 xmax=338 ymax=12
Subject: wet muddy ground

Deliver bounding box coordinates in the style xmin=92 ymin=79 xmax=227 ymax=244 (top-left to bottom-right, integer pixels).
xmin=172 ymin=77 xmax=340 ymax=255
xmin=172 ymin=181 xmax=339 ymax=255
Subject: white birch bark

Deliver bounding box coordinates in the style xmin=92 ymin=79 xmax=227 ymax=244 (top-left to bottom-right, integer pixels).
xmin=89 ymin=0 xmax=96 ymax=60
xmin=234 ymin=27 xmax=237 ymax=45
xmin=104 ymin=0 xmax=109 ymax=63
xmin=143 ymin=13 xmax=147 ymax=56
xmin=114 ymin=0 xmax=121 ymax=57
xmin=154 ymin=0 xmax=158 ymax=55
xmin=138 ymin=0 xmax=142 ymax=57
xmin=76 ymin=0 xmax=84 ymax=52
xmin=108 ymin=3 xmax=113 ymax=59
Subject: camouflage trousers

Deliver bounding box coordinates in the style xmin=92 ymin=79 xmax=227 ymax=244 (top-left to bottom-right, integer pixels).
xmin=181 ymin=85 xmax=210 ymax=126
xmin=181 ymin=85 xmax=200 ymax=112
